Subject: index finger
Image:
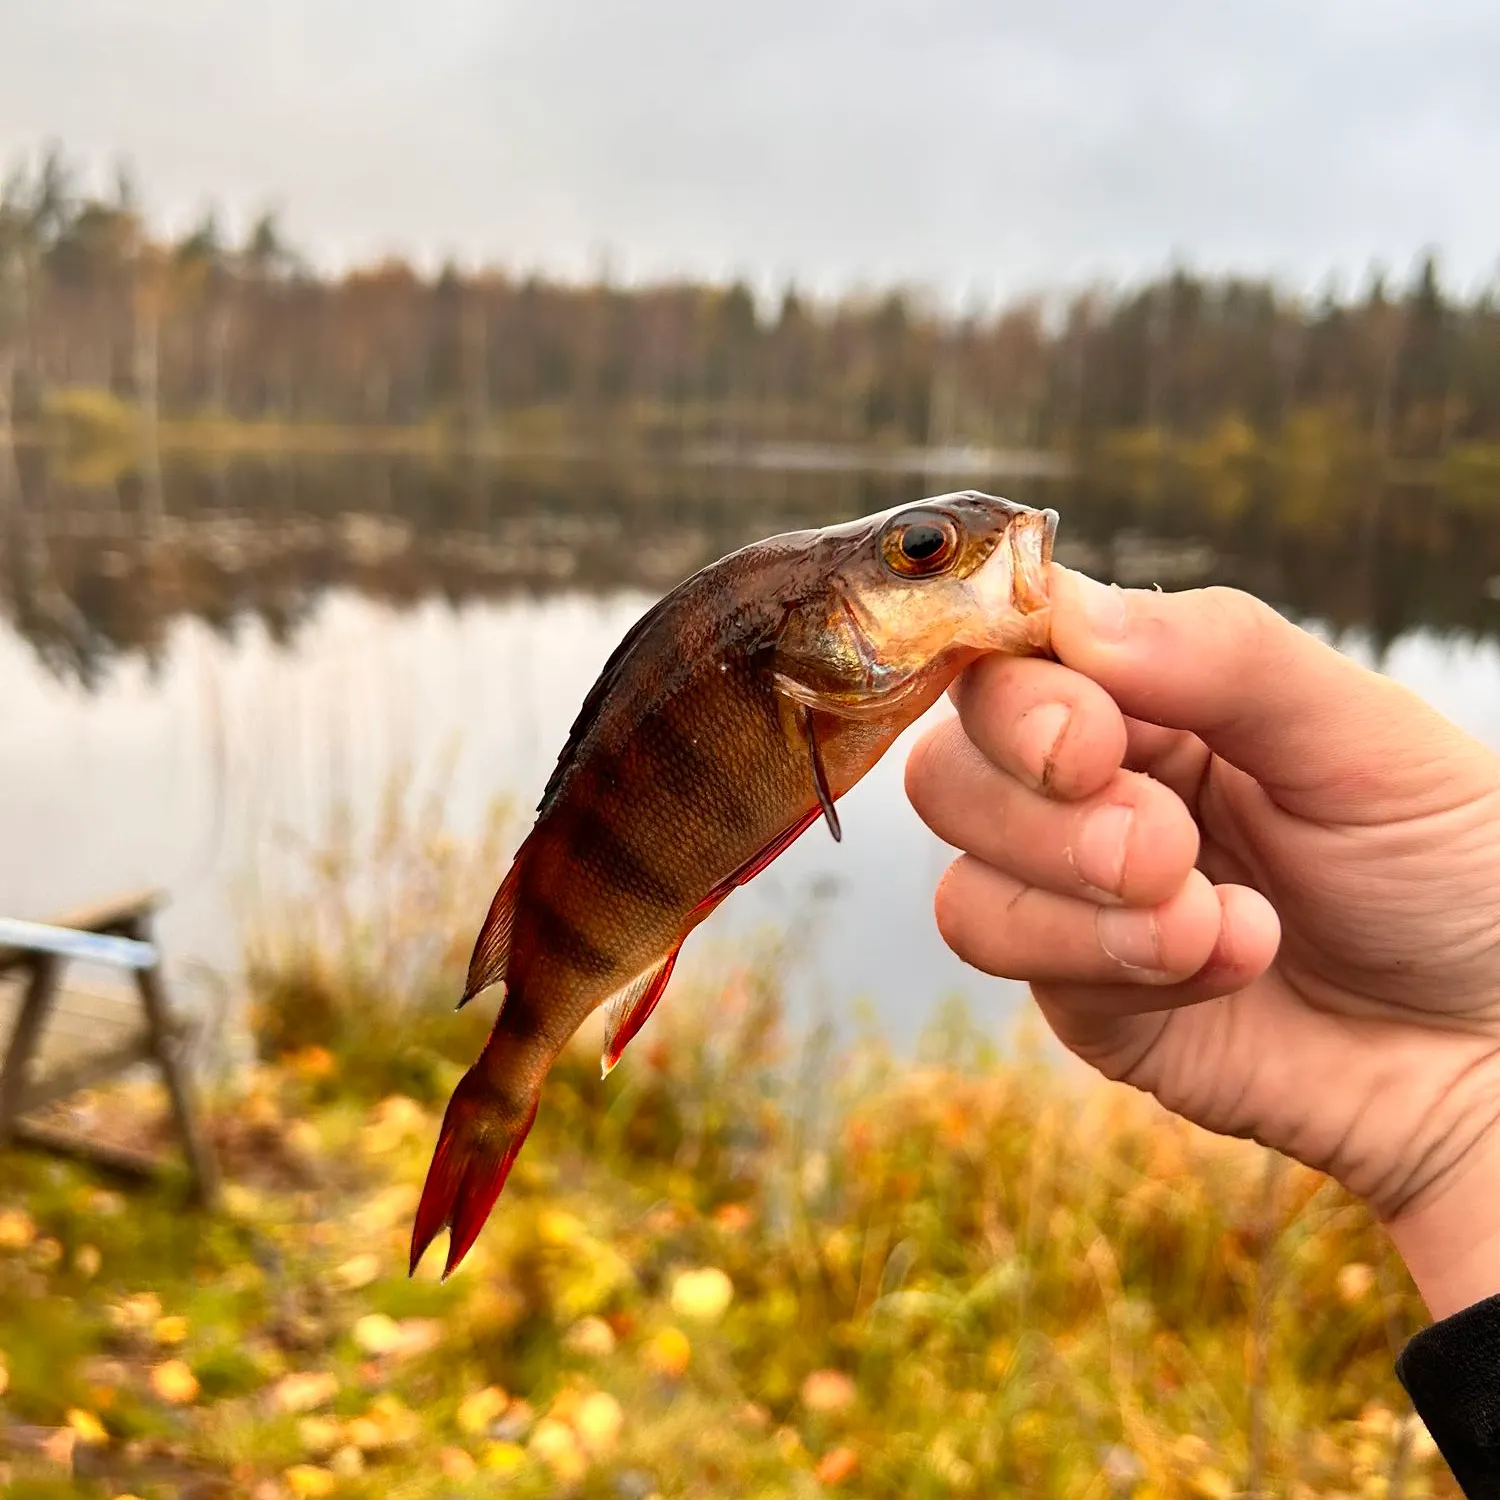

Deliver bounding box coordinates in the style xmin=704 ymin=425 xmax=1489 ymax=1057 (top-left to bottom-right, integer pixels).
xmin=947 ymin=652 xmax=1129 ymax=802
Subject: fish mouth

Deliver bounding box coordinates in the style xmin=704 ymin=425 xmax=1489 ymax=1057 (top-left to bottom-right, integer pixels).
xmin=1008 ymin=507 xmax=1058 ymax=615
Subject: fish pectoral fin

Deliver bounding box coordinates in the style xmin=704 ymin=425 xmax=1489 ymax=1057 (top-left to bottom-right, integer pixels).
xmin=796 ymin=702 xmax=842 ymax=842
xmin=600 ymin=948 xmax=682 ymax=1078
xmin=458 ymin=858 xmax=522 ymax=1009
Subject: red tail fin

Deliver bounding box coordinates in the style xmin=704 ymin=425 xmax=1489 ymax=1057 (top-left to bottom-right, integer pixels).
xmin=409 ymin=1066 xmax=539 ymax=1279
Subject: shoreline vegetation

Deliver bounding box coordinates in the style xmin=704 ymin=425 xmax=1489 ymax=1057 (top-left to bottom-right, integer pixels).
xmin=15 ymin=391 xmax=1500 ymax=497
xmin=0 ymin=788 xmax=1462 ymax=1498
xmin=2 ymin=144 xmax=1499 ymax=521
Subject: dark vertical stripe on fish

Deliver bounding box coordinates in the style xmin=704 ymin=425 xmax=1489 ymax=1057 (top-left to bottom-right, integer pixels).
xmin=527 ymin=895 xmax=617 ymax=977
xmin=565 ymin=801 xmax=684 ymax=911
xmin=634 ymin=705 xmax=757 ymax=832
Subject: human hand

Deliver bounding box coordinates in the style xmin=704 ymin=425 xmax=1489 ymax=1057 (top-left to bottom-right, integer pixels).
xmin=905 ymin=569 xmax=1500 ymax=1320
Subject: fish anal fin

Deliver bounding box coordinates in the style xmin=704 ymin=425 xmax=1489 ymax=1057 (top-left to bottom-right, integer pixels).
xmin=460 ymin=858 xmax=522 ymax=1009
xmin=600 ymin=948 xmax=682 ymax=1077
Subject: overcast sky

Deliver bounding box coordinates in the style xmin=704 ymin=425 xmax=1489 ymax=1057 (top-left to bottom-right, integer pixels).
xmin=3 ymin=0 xmax=1498 ymax=306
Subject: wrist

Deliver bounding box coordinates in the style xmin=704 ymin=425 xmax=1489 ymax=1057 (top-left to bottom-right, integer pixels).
xmin=1383 ymin=1136 xmax=1500 ymax=1323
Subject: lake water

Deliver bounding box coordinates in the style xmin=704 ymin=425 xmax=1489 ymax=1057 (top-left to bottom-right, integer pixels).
xmin=5 ymin=448 xmax=1500 ymax=1053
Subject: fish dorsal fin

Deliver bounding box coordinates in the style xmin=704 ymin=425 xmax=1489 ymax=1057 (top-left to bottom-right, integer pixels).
xmin=538 ymin=579 xmax=700 ymax=817
xmin=458 ymin=858 xmax=522 ymax=1008
xmin=600 ymin=948 xmax=682 ymax=1077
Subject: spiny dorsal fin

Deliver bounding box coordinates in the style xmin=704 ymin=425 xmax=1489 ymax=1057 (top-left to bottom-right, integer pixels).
xmin=537 ymin=580 xmax=698 ymax=817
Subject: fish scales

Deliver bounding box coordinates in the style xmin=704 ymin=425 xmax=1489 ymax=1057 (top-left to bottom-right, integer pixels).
xmin=410 ymin=491 xmax=1061 ymax=1278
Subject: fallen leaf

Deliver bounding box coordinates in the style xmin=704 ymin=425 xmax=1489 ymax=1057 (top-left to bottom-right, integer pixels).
xmin=801 ymin=1370 xmax=857 ymax=1414
xmin=151 ymin=1360 xmax=201 ymax=1406
xmin=270 ymin=1371 xmax=340 ymax=1413
xmin=352 ymin=1314 xmax=402 ymax=1355
xmin=713 ymin=1202 xmax=754 ymax=1233
xmin=441 ymin=1447 xmax=478 ymax=1481
xmin=40 ymin=1427 xmax=76 ymax=1470
xmin=285 ymin=1120 xmax=322 ymax=1156
xmin=573 ymin=1391 xmax=624 ymax=1454
xmin=537 ymin=1209 xmax=586 ymax=1246
xmin=109 ymin=1293 xmax=162 ymax=1332
xmin=482 ymin=1441 xmax=529 ymax=1473
xmin=563 ymin=1316 xmax=616 ymax=1358
xmin=330 ymin=1445 xmax=365 ymax=1478
xmin=669 ymin=1267 xmax=734 ymax=1324
xmin=457 ymin=1385 xmax=509 ymax=1435
xmin=288 ymin=1046 xmax=336 ymax=1080
xmin=644 ymin=1326 xmax=691 ymax=1379
xmin=0 ymin=1351 xmax=8 ymax=1397
xmin=153 ymin=1315 xmax=189 ymax=1347
xmin=0 ymin=1209 xmax=37 ymax=1251
xmin=347 ymin=1417 xmax=387 ymax=1452
xmin=530 ymin=1418 xmax=586 ymax=1482
xmin=283 ymin=1463 xmax=337 ymax=1497
xmin=66 ymin=1409 xmax=109 ymax=1446
xmin=333 ymin=1253 xmax=381 ymax=1291
xmin=1190 ymin=1467 xmax=1234 ymax=1500
xmin=816 ymin=1446 xmax=860 ymax=1485
xmin=297 ymin=1417 xmax=345 ymax=1456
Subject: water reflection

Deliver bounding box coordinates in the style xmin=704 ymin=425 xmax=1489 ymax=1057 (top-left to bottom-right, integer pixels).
xmin=8 ymin=448 xmax=1500 ymax=690
xmin=4 ymin=449 xmax=1500 ymax=1047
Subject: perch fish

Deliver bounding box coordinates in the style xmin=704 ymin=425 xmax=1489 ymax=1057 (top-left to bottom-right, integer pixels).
xmin=411 ymin=490 xmax=1059 ymax=1277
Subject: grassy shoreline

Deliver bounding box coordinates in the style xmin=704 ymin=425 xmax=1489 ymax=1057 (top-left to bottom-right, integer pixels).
xmin=0 ymin=784 xmax=1461 ymax=1499
xmin=16 ymin=388 xmax=1500 ymax=496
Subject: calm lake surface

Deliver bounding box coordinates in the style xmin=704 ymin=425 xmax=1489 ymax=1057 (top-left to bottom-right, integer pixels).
xmin=6 ymin=448 xmax=1500 ymax=1052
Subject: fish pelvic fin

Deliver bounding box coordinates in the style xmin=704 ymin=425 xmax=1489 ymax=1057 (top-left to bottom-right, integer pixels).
xmin=409 ymin=1064 xmax=539 ymax=1279
xmin=458 ymin=858 xmax=523 ymax=1009
xmin=599 ymin=808 xmax=825 ymax=1076
xmin=601 ymin=947 xmax=683 ymax=1078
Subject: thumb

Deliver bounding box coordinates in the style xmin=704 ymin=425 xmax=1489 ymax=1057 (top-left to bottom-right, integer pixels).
xmin=1046 ymin=567 xmax=1481 ymax=820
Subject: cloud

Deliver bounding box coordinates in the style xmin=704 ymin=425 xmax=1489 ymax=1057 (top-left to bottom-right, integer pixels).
xmin=2 ymin=0 xmax=1497 ymax=300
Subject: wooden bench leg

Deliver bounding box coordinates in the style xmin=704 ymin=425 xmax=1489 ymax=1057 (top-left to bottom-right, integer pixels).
xmin=129 ymin=921 xmax=220 ymax=1207
xmin=0 ymin=956 xmax=59 ymax=1144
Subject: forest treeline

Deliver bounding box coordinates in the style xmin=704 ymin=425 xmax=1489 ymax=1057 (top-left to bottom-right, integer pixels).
xmin=3 ymin=146 xmax=1499 ymax=461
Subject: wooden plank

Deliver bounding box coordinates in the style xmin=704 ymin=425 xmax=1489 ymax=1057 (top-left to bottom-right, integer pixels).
xmin=16 ymin=1034 xmax=154 ymax=1116
xmin=0 ymin=956 xmax=60 ymax=1137
xmin=41 ymin=887 xmax=164 ymax=933
xmin=8 ymin=1118 xmax=162 ymax=1180
xmin=0 ymin=918 xmax=159 ymax=972
xmin=0 ymin=888 xmax=163 ymax=975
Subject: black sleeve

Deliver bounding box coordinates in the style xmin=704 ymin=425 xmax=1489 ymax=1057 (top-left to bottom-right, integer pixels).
xmin=1396 ymin=1292 xmax=1500 ymax=1498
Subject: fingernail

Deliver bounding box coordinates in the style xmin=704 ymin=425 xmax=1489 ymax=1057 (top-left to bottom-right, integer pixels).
xmin=1070 ymin=803 xmax=1134 ymax=894
xmin=1069 ymin=572 xmax=1127 ymax=640
xmin=1096 ymin=905 xmax=1162 ymax=971
xmin=1013 ymin=703 xmax=1071 ymax=789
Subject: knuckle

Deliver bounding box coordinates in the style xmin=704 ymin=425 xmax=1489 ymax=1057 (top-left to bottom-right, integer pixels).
xmin=1193 ymin=584 xmax=1273 ymax=647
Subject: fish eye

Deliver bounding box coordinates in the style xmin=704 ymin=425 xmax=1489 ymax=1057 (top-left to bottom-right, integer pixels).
xmin=880 ymin=510 xmax=960 ymax=578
